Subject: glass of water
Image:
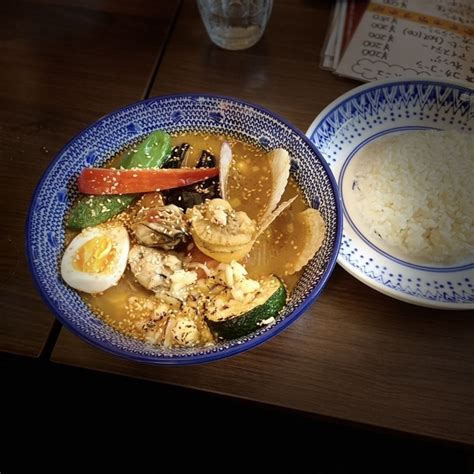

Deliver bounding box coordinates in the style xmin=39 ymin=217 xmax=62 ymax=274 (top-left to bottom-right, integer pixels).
xmin=197 ymin=0 xmax=273 ymax=50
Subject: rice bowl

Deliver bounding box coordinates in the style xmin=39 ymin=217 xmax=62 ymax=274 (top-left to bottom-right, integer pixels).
xmin=307 ymin=78 xmax=474 ymax=309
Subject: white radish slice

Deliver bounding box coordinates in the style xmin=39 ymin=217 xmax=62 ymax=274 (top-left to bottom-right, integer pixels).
xmin=254 ymin=195 xmax=297 ymax=240
xmin=260 ymin=148 xmax=291 ymax=223
xmin=219 ymin=141 xmax=232 ymax=200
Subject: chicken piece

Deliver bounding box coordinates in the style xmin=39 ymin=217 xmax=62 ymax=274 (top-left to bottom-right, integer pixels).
xmin=216 ymin=261 xmax=261 ymax=302
xmin=170 ymin=317 xmax=201 ymax=347
xmin=128 ymin=245 xmax=197 ymax=301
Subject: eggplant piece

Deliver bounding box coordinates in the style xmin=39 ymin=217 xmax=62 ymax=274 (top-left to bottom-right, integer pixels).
xmin=163 ymin=143 xmax=190 ymax=169
xmin=164 ymin=149 xmax=220 ymax=210
xmin=196 ymin=150 xmax=215 ymax=168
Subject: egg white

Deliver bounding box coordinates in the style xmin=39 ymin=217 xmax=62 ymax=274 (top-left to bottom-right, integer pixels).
xmin=61 ymin=224 xmax=130 ymax=294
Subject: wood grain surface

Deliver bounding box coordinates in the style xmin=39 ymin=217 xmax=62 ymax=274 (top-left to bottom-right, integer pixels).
xmin=0 ymin=0 xmax=179 ymax=356
xmin=152 ymin=0 xmax=361 ymax=131
xmin=53 ymin=266 xmax=474 ymax=445
xmin=42 ymin=0 xmax=474 ymax=445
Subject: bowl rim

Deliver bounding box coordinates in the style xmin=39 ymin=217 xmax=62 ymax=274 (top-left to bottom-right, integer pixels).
xmin=25 ymin=92 xmax=343 ymax=365
xmin=306 ymin=77 xmax=472 ymax=139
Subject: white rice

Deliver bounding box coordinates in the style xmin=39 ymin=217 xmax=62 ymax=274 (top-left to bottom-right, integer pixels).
xmin=353 ymin=130 xmax=474 ymax=265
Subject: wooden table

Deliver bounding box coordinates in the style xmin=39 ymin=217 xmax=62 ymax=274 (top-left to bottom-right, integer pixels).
xmin=2 ymin=0 xmax=473 ymax=447
xmin=0 ymin=0 xmax=179 ymax=356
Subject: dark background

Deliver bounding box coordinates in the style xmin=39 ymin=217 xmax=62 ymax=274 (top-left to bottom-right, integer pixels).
xmin=4 ymin=351 xmax=473 ymax=472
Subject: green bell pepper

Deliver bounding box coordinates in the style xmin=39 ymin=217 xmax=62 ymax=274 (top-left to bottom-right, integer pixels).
xmin=66 ymin=130 xmax=172 ymax=230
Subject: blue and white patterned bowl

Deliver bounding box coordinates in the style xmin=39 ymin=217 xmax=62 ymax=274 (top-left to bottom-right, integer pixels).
xmin=26 ymin=94 xmax=342 ymax=364
xmin=307 ymin=79 xmax=474 ymax=310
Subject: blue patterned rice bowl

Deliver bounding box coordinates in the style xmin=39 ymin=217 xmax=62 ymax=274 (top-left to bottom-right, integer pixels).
xmin=307 ymin=79 xmax=474 ymax=309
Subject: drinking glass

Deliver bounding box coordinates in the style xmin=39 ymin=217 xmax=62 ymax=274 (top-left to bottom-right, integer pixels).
xmin=197 ymin=0 xmax=273 ymax=50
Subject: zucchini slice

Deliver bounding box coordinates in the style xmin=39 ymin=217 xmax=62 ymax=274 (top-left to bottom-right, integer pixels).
xmin=206 ymin=276 xmax=286 ymax=340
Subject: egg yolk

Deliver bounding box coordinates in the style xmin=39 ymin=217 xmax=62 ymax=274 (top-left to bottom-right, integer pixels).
xmin=73 ymin=236 xmax=116 ymax=274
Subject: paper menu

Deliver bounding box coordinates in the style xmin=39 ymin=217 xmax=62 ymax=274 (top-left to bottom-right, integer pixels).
xmin=335 ymin=0 xmax=474 ymax=85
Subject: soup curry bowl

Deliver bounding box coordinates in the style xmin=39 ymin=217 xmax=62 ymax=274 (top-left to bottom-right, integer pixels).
xmin=26 ymin=94 xmax=342 ymax=364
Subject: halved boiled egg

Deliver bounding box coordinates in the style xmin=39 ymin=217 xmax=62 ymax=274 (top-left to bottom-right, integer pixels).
xmin=61 ymin=223 xmax=129 ymax=294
